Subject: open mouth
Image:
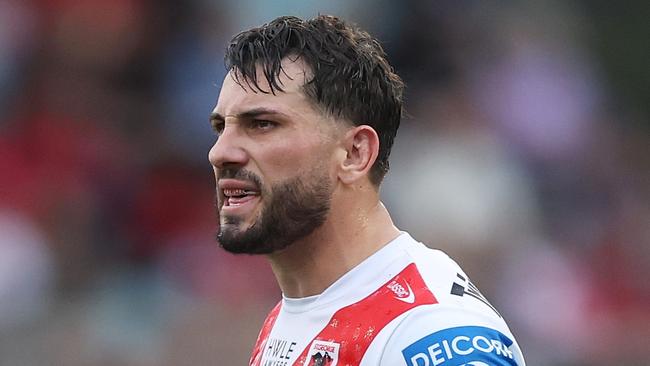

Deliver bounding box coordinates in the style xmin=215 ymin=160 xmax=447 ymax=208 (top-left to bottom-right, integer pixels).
xmin=218 ymin=178 xmax=261 ymax=215
xmin=223 ymin=188 xmax=260 ymax=207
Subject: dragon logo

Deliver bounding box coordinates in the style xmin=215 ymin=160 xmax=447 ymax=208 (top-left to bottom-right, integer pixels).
xmin=305 ymin=341 xmax=339 ymax=366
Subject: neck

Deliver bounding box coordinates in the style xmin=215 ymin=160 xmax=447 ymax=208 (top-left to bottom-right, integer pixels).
xmin=267 ymin=199 xmax=400 ymax=298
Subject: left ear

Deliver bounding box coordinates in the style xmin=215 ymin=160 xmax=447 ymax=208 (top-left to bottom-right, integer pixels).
xmin=338 ymin=125 xmax=380 ymax=185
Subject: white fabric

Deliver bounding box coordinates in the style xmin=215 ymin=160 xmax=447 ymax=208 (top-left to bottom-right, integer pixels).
xmin=252 ymin=232 xmax=525 ymax=366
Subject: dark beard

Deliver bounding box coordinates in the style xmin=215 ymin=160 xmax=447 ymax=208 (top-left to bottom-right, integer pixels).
xmin=216 ymin=170 xmax=332 ymax=255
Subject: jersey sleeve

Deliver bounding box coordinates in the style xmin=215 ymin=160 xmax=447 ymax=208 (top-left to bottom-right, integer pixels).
xmin=378 ymin=304 xmax=526 ymax=366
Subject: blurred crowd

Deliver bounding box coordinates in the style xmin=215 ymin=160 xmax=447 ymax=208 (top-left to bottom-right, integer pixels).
xmin=0 ymin=0 xmax=648 ymax=365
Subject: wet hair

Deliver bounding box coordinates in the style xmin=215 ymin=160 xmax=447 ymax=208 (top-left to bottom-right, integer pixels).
xmin=224 ymin=15 xmax=404 ymax=185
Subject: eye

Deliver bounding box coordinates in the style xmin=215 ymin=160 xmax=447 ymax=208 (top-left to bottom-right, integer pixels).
xmin=211 ymin=120 xmax=225 ymax=135
xmin=251 ymin=119 xmax=277 ymax=130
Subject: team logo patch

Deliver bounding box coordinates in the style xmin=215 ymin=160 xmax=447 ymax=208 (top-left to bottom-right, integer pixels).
xmin=305 ymin=340 xmax=339 ymax=366
xmin=402 ymin=326 xmax=517 ymax=366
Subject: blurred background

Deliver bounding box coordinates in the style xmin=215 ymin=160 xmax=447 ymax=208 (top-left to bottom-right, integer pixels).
xmin=0 ymin=0 xmax=648 ymax=365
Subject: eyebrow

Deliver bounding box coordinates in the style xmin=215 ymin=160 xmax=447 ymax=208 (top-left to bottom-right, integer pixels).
xmin=209 ymin=107 xmax=288 ymax=123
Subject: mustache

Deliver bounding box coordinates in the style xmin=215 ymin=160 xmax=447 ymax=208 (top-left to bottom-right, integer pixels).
xmin=217 ymin=167 xmax=263 ymax=188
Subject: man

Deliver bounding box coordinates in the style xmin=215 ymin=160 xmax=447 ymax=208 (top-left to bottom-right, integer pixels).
xmin=208 ymin=15 xmax=525 ymax=366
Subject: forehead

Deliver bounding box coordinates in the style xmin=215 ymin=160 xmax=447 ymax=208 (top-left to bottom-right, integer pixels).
xmin=214 ymin=57 xmax=314 ymax=116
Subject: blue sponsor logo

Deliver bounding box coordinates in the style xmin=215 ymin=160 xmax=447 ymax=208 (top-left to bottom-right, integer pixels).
xmin=402 ymin=326 xmax=517 ymax=366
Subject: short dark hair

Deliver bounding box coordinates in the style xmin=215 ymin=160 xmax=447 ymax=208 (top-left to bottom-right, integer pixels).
xmin=224 ymin=15 xmax=404 ymax=185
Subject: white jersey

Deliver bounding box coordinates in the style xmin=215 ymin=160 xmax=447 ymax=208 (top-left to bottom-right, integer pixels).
xmin=250 ymin=233 xmax=526 ymax=366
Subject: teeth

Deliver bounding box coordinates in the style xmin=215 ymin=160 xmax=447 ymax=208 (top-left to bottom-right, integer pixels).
xmin=224 ymin=189 xmax=245 ymax=197
xmin=223 ymin=188 xmax=258 ymax=197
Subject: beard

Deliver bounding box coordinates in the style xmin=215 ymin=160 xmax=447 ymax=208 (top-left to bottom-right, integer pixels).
xmin=216 ymin=168 xmax=332 ymax=255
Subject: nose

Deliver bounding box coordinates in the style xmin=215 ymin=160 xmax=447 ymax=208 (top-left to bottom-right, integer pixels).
xmin=208 ymin=125 xmax=249 ymax=169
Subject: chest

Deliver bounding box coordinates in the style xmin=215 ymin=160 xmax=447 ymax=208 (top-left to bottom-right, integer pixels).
xmin=250 ymin=263 xmax=438 ymax=366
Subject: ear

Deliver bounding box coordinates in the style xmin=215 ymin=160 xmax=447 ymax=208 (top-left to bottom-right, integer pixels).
xmin=338 ymin=125 xmax=380 ymax=185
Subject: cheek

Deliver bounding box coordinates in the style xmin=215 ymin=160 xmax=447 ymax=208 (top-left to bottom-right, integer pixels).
xmin=259 ymin=139 xmax=323 ymax=176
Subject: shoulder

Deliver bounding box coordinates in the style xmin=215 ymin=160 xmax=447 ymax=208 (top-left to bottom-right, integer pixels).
xmin=375 ymin=304 xmax=526 ymax=365
xmin=375 ymin=238 xmax=526 ymax=365
xmin=402 ymin=239 xmax=502 ymax=317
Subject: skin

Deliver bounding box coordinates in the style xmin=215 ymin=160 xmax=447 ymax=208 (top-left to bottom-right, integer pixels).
xmin=208 ymin=57 xmax=400 ymax=298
